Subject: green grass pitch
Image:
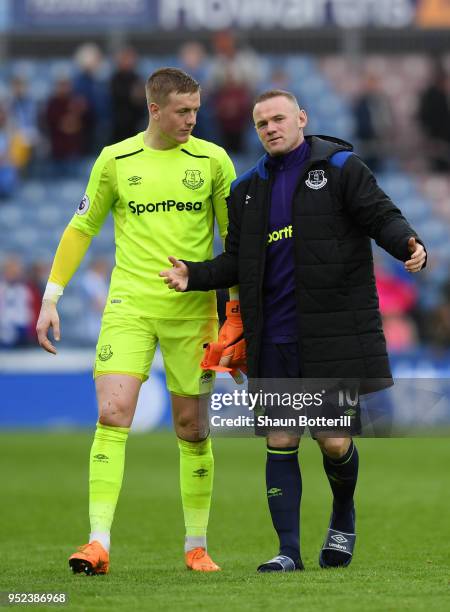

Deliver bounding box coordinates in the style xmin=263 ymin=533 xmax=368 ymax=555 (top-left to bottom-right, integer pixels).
xmin=1 ymin=432 xmax=449 ymax=611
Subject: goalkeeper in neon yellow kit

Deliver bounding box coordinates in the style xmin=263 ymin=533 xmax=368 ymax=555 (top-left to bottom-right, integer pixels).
xmin=36 ymin=68 xmax=236 ymax=574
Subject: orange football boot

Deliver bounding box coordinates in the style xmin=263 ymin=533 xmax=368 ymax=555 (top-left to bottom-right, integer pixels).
xmin=185 ymin=547 xmax=221 ymax=572
xmin=69 ymin=541 xmax=109 ymax=575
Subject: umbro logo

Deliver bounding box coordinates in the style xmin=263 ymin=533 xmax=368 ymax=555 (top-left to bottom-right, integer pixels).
xmin=193 ymin=468 xmax=208 ymax=478
xmin=331 ymin=534 xmax=348 ymax=544
xmin=128 ymin=176 xmax=142 ymax=185
xmin=93 ymin=453 xmax=109 ymax=463
xmin=267 ymin=487 xmax=283 ymax=498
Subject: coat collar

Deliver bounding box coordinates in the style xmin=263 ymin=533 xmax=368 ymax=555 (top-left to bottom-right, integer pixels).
xmin=306 ymin=135 xmax=353 ymax=163
xmin=255 ymin=135 xmax=353 ymax=180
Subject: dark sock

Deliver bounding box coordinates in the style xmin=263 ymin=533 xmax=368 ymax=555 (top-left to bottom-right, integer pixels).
xmin=322 ymin=440 xmax=359 ymax=533
xmin=266 ymin=446 xmax=302 ymax=564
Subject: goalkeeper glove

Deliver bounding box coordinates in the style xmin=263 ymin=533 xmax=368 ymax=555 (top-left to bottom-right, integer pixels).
xmin=201 ymin=300 xmax=247 ymax=382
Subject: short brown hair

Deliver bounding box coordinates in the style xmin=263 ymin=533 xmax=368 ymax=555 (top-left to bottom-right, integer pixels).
xmin=146 ymin=67 xmax=200 ymax=106
xmin=254 ymin=89 xmax=300 ymax=108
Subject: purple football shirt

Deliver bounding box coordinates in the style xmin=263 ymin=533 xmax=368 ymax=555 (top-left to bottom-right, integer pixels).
xmin=262 ymin=139 xmax=311 ymax=342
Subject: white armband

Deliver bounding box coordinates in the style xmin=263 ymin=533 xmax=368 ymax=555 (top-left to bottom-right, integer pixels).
xmin=43 ymin=282 xmax=64 ymax=304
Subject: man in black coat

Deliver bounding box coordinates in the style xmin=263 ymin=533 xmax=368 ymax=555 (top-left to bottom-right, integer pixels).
xmin=161 ymin=90 xmax=427 ymax=573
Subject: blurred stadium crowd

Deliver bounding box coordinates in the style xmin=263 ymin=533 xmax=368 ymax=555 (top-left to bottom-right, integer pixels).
xmin=1 ymin=32 xmax=450 ymax=355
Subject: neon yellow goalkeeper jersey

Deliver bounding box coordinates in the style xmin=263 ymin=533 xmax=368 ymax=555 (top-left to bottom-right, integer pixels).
xmin=69 ymin=132 xmax=235 ymax=319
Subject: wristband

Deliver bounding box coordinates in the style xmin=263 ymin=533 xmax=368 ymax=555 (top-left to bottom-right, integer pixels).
xmin=229 ymin=287 xmax=239 ymax=300
xmin=43 ymin=281 xmax=64 ymax=304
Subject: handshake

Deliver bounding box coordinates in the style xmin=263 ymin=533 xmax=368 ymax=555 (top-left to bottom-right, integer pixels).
xmin=160 ymin=257 xmax=246 ymax=383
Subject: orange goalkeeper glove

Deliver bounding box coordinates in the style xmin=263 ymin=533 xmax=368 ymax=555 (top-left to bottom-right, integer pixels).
xmin=201 ymin=300 xmax=247 ymax=382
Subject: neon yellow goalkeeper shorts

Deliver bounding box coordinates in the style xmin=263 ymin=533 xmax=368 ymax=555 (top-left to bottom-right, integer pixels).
xmin=94 ymin=311 xmax=218 ymax=396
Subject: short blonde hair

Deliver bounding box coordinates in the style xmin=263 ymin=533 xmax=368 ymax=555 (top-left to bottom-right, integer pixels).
xmin=146 ymin=67 xmax=200 ymax=106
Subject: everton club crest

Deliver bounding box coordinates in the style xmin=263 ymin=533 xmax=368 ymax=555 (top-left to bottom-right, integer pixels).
xmin=98 ymin=344 xmax=113 ymax=361
xmin=183 ymin=169 xmax=204 ymax=190
xmin=305 ymin=170 xmax=327 ymax=190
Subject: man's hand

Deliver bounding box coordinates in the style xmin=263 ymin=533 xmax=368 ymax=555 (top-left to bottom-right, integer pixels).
xmin=201 ymin=340 xmax=247 ymax=384
xmin=218 ymin=339 xmax=247 ymax=384
xmin=36 ymin=300 xmax=60 ymax=354
xmin=159 ymin=257 xmax=189 ymax=291
xmin=405 ymin=237 xmax=426 ymax=273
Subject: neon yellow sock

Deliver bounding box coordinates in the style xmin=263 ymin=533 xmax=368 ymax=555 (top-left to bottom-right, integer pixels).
xmin=178 ymin=437 xmax=214 ymax=539
xmin=89 ymin=423 xmax=129 ymax=535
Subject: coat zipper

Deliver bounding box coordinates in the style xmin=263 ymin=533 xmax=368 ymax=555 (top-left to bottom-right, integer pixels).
xmin=254 ymin=171 xmax=274 ymax=375
xmin=291 ymin=160 xmax=316 ymax=376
